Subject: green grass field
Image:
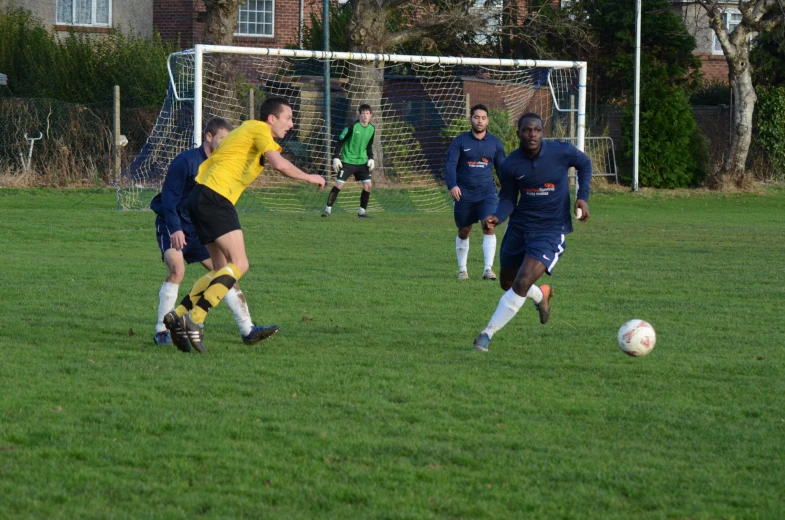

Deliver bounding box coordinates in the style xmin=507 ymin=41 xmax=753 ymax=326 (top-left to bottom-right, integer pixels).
xmin=1 ymin=187 xmax=783 ymax=519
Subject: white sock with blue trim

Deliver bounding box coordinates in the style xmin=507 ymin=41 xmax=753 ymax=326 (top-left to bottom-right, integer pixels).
xmin=482 ymin=289 xmax=527 ymax=338
xmin=157 ymin=282 xmax=179 ymax=332
xmin=224 ymin=288 xmax=254 ymax=337
xmin=482 ymin=234 xmax=496 ymax=271
xmin=456 ymin=236 xmax=469 ymax=271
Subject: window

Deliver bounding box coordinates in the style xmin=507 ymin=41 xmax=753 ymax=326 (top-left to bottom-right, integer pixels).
xmin=236 ymin=1 xmax=274 ymax=37
xmin=56 ymin=0 xmax=111 ymax=27
xmin=713 ymin=10 xmax=741 ymax=54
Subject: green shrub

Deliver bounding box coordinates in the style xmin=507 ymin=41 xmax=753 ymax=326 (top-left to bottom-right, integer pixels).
xmin=755 ymin=86 xmax=785 ymax=178
xmin=0 ymin=5 xmax=174 ymax=107
xmin=690 ymin=79 xmax=731 ymax=106
xmin=622 ymin=78 xmax=708 ymax=188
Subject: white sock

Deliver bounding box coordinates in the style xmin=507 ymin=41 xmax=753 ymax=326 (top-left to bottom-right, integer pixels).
xmin=157 ymin=282 xmax=179 ymax=332
xmin=527 ymin=284 xmax=543 ymax=305
xmin=456 ymin=236 xmax=469 ymax=271
xmin=325 ymin=206 xmax=332 ymax=214
xmin=482 ymin=289 xmax=527 ymax=338
xmin=358 ymin=207 xmax=366 ymax=215
xmin=223 ymin=288 xmax=254 ymax=336
xmin=482 ymin=234 xmax=497 ymax=271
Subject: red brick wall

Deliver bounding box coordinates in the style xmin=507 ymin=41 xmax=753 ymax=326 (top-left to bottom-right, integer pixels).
xmin=154 ymin=0 xmax=200 ymax=48
xmin=154 ymin=0 xmax=323 ymax=50
xmin=697 ymin=53 xmax=730 ymax=84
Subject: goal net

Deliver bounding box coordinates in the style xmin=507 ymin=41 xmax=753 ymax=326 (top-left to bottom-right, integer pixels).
xmin=114 ymin=46 xmax=586 ymax=213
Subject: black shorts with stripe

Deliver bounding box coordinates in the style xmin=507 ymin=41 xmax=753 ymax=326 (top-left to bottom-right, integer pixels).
xmin=337 ymin=163 xmax=371 ymax=183
xmin=186 ymin=183 xmax=241 ymax=245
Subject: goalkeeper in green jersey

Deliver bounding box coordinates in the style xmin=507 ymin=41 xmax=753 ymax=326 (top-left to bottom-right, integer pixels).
xmin=322 ymin=104 xmax=376 ymax=218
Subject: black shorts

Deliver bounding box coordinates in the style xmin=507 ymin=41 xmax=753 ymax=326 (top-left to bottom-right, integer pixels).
xmin=337 ymin=163 xmax=371 ymax=183
xmin=186 ymin=184 xmax=241 ymax=245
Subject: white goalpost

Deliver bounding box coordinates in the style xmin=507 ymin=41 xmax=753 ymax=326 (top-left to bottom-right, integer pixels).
xmin=115 ymin=45 xmax=587 ymax=212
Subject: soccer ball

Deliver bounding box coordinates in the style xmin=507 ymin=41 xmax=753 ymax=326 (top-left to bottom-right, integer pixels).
xmin=617 ymin=320 xmax=656 ymax=357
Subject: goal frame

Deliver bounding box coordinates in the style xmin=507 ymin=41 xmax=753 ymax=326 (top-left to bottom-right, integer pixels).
xmin=168 ymin=45 xmax=588 ymax=153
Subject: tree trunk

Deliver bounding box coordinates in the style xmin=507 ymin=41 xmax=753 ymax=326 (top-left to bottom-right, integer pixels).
xmin=347 ymin=0 xmax=389 ymax=183
xmin=201 ymin=0 xmax=245 ymax=124
xmin=721 ymin=54 xmax=756 ymax=188
xmin=203 ymin=0 xmax=243 ymax=46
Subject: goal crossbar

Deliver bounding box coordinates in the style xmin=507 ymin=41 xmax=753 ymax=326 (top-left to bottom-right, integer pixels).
xmin=181 ymin=45 xmax=587 ymax=153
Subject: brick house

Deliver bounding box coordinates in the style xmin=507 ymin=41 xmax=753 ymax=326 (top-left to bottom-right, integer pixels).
xmin=671 ymin=1 xmax=736 ymax=83
xmin=2 ymin=0 xmax=323 ymax=49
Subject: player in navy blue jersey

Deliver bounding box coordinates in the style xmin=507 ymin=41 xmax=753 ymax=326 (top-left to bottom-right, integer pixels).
xmin=150 ymin=117 xmax=271 ymax=350
xmin=444 ymin=104 xmax=507 ymax=280
xmin=473 ymin=113 xmax=592 ymax=352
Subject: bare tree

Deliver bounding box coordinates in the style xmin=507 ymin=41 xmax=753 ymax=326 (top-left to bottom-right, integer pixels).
xmin=202 ymin=0 xmax=244 ymax=45
xmin=692 ymin=0 xmax=785 ymax=187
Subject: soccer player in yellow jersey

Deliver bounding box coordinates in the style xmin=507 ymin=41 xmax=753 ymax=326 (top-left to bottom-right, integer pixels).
xmin=163 ymin=97 xmax=325 ymax=353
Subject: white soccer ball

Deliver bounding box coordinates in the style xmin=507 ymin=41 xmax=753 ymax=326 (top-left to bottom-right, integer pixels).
xmin=617 ymin=320 xmax=656 ymax=357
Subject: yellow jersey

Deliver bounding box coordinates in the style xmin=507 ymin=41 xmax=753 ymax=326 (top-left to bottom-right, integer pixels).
xmin=195 ymin=120 xmax=282 ymax=205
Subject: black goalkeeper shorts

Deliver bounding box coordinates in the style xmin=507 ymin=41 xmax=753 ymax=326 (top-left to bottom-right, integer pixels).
xmin=186 ymin=184 xmax=242 ymax=245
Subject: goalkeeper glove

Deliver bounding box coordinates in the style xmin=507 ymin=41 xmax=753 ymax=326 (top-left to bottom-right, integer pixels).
xmin=367 ymin=159 xmax=375 ymax=171
xmin=332 ymin=158 xmax=342 ymax=173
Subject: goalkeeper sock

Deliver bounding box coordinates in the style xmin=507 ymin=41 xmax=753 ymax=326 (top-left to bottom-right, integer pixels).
xmin=189 ymin=263 xmax=242 ymax=324
xmin=175 ymin=271 xmax=215 ymax=318
xmin=456 ymin=236 xmax=469 ymax=271
xmin=482 ymin=289 xmax=527 ymax=338
xmin=326 ymin=186 xmax=340 ymax=207
xmin=482 ymin=234 xmax=497 ymax=271
xmin=157 ymin=282 xmax=179 ymax=332
xmin=360 ymin=190 xmax=370 ymax=210
xmin=223 ymin=287 xmax=254 ymax=336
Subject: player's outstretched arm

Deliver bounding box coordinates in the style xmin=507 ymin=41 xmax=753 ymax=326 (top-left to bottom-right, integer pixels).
xmin=265 ymin=150 xmax=325 ymax=189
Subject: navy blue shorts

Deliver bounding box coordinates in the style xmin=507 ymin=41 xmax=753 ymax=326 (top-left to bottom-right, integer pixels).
xmin=499 ymin=228 xmax=566 ymax=275
xmin=453 ymin=196 xmax=498 ymax=228
xmin=155 ymin=214 xmax=210 ymax=265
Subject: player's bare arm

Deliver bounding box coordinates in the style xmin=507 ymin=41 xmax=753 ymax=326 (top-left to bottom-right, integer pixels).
xmin=265 ymin=150 xmax=325 ymax=189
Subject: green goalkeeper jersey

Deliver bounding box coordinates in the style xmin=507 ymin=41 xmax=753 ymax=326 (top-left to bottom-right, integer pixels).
xmin=334 ymin=121 xmax=375 ymax=165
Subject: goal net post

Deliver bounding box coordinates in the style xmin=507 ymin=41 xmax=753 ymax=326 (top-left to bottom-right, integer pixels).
xmin=115 ymin=45 xmax=587 ymax=212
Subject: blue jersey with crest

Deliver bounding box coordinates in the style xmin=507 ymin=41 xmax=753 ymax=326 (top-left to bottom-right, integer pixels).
xmin=444 ymin=131 xmax=506 ymax=201
xmin=149 ymin=145 xmax=208 ymax=233
xmin=495 ymin=140 xmax=592 ymax=234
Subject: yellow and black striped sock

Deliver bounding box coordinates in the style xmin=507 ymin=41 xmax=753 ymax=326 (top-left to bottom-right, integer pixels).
xmin=189 ymin=263 xmax=242 ymax=324
xmin=174 ymin=270 xmax=215 ymax=318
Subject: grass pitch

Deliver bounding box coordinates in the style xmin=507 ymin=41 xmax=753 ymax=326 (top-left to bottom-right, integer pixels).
xmin=0 ymin=187 xmax=783 ymax=519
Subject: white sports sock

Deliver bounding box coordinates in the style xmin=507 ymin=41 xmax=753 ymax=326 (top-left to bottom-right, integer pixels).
xmin=482 ymin=234 xmax=497 ymax=271
xmin=224 ymin=288 xmax=254 ymax=336
xmin=325 ymin=206 xmax=332 ymax=214
xmin=456 ymin=236 xmax=469 ymax=271
xmin=157 ymin=282 xmax=179 ymax=332
xmin=527 ymin=284 xmax=543 ymax=305
xmin=482 ymin=289 xmax=527 ymax=338
xmin=358 ymin=207 xmax=366 ymax=215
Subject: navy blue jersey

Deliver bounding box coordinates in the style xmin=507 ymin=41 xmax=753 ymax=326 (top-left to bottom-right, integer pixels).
xmin=495 ymin=140 xmax=592 ymax=234
xmin=150 ymin=145 xmax=208 ymax=233
xmin=444 ymin=131 xmax=506 ymax=200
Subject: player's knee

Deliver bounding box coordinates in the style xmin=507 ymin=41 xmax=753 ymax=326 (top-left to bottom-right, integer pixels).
xmin=364 ymin=182 xmax=372 ymax=191
xmin=233 ymin=258 xmax=250 ymax=276
xmin=166 ymin=264 xmax=185 ymax=283
xmin=500 ymin=278 xmax=512 ymax=291
xmin=458 ymin=228 xmax=471 ymax=240
xmin=511 ymin=277 xmax=532 ymax=297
